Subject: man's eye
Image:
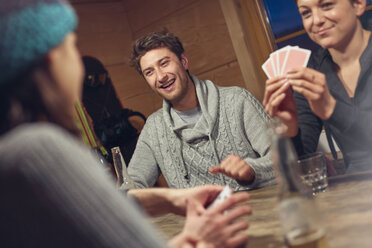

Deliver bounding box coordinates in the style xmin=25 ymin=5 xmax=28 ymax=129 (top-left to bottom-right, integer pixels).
xmin=161 ymin=61 xmax=169 ymax=66
xmin=144 ymin=70 xmax=153 ymax=77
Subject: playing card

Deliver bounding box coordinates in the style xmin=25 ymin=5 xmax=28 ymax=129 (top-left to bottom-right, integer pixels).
xmin=262 ymin=57 xmax=275 ymax=79
xmin=271 ymin=52 xmax=279 ymax=76
xmin=262 ymin=46 xmax=311 ymax=78
xmin=276 ymin=45 xmax=291 ymax=75
xmin=270 ymin=56 xmax=277 ymax=76
xmin=281 ymin=47 xmax=311 ymax=75
xmin=207 ymin=185 xmax=232 ymax=209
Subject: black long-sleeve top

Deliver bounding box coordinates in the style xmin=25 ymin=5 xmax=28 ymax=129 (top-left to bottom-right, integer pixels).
xmin=293 ymin=35 xmax=372 ymax=173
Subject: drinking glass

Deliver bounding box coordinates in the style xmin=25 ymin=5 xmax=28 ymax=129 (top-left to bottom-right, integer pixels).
xmin=297 ymin=152 xmax=328 ymax=195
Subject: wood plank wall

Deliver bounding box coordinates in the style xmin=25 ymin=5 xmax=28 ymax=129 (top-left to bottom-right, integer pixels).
xmin=70 ymin=0 xmax=261 ymax=118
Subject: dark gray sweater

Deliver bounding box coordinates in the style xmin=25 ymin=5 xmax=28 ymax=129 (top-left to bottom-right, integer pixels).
xmin=293 ymin=35 xmax=372 ymax=173
xmin=0 ymin=123 xmax=165 ymax=247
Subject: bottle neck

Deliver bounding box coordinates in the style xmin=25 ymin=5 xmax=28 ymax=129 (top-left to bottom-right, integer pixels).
xmin=267 ymin=118 xmax=311 ymax=198
xmin=276 ymin=137 xmax=311 ymax=198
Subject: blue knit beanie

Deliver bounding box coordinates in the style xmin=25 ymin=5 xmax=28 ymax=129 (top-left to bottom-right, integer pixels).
xmin=0 ymin=0 xmax=78 ymax=86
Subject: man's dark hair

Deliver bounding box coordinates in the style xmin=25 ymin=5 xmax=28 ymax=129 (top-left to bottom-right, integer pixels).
xmin=294 ymin=0 xmax=355 ymax=4
xmin=130 ymin=31 xmax=185 ymax=75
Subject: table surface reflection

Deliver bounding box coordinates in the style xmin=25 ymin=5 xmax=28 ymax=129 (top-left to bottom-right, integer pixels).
xmin=151 ymin=171 xmax=372 ymax=248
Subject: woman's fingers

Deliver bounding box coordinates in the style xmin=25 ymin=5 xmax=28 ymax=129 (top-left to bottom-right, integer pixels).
xmin=223 ymin=205 xmax=252 ymax=222
xmin=265 ymin=82 xmax=290 ymax=116
xmin=266 ymin=93 xmax=286 ymax=116
xmin=287 ymin=68 xmax=327 ymax=92
xmin=225 ymin=220 xmax=250 ymax=236
xmin=276 ymin=109 xmax=296 ymax=123
xmin=271 ymin=92 xmax=286 ymax=108
xmin=287 ymin=68 xmax=327 ymax=101
xmin=287 ymin=67 xmax=324 ymax=83
xmin=287 ymin=67 xmax=336 ymax=120
xmin=291 ymin=85 xmax=321 ymax=101
xmin=220 ymin=220 xmax=250 ymax=248
xmin=263 ymin=76 xmax=286 ymax=106
xmin=209 ymin=192 xmax=250 ymax=215
xmin=267 ymin=80 xmax=290 ymax=105
xmin=289 ymin=78 xmax=324 ymax=94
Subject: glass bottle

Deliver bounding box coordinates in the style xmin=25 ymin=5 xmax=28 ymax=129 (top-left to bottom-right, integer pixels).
xmin=111 ymin=146 xmax=135 ymax=189
xmin=267 ymin=119 xmax=328 ymax=248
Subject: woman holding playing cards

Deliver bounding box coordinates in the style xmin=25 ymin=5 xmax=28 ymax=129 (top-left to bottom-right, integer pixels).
xmin=263 ymin=0 xmax=372 ymax=173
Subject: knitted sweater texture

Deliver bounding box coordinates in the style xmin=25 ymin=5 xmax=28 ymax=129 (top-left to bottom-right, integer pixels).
xmin=128 ymin=76 xmax=276 ymax=190
xmin=0 ymin=123 xmax=166 ymax=247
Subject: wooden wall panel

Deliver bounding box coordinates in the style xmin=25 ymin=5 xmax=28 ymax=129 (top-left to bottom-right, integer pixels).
xmin=239 ymin=0 xmax=275 ymax=66
xmin=219 ymin=0 xmax=268 ymax=101
xmin=108 ymin=64 xmax=163 ymax=117
xmin=197 ymin=60 xmax=245 ymax=88
xmin=72 ymin=0 xmax=251 ymax=118
xmin=72 ymin=0 xmax=152 ymax=116
xmin=78 ymin=32 xmax=131 ymax=65
xmin=131 ymin=0 xmax=238 ymax=78
xmin=73 ymin=2 xmax=132 ymax=65
xmin=70 ymin=0 xmax=121 ymax=3
xmin=108 ymin=65 xmax=149 ymax=101
xmin=123 ymin=0 xmax=198 ymax=33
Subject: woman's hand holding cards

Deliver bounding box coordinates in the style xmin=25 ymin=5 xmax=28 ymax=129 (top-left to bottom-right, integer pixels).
xmin=287 ymin=67 xmax=336 ymax=120
xmin=263 ymin=76 xmax=299 ymax=137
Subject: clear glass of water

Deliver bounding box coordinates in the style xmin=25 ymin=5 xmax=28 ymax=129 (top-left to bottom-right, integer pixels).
xmin=297 ymin=152 xmax=328 ymax=195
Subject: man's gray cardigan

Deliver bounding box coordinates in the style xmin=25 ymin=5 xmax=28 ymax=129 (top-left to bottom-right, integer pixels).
xmin=128 ymin=75 xmax=276 ymax=190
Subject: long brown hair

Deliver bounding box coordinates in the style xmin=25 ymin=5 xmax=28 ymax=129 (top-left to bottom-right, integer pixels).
xmin=0 ymin=60 xmax=80 ymax=137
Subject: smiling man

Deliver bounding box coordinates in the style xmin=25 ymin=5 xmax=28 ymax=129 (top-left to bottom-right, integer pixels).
xmin=127 ymin=31 xmax=275 ymax=190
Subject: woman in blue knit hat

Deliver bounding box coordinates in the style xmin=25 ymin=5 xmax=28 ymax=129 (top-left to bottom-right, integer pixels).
xmin=0 ymin=1 xmax=252 ymax=247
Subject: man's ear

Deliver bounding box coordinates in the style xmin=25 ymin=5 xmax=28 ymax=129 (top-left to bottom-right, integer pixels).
xmin=353 ymin=0 xmax=367 ymax=17
xmin=180 ymin=53 xmax=189 ymax=70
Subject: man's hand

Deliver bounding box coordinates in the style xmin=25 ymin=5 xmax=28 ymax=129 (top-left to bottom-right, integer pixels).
xmin=209 ymin=154 xmax=255 ymax=182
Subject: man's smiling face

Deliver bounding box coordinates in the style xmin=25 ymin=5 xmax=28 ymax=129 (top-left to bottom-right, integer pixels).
xmin=140 ymin=47 xmax=192 ymax=108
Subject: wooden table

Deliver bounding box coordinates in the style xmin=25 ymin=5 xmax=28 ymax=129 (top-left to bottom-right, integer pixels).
xmin=151 ymin=171 xmax=372 ymax=247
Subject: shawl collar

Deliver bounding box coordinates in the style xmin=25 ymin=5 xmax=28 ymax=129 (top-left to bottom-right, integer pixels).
xmin=162 ymin=75 xmax=219 ymax=143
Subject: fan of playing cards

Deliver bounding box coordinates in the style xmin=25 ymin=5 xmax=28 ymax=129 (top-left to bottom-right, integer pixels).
xmin=262 ymin=45 xmax=312 ymax=79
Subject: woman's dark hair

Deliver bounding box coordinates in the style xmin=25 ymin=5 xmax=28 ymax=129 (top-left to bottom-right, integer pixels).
xmin=0 ymin=61 xmax=80 ymax=137
xmin=130 ymin=31 xmax=185 ymax=76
